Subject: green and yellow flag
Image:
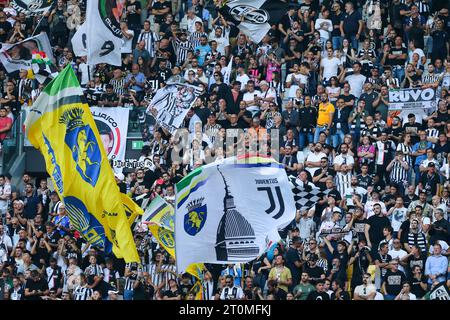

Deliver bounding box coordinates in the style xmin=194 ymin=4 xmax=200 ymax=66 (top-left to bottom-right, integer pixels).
xmin=144 ymin=195 xmax=176 ymax=257
xmin=25 ymin=65 xmax=140 ymax=262
xmin=144 ymin=195 xmax=205 ymax=299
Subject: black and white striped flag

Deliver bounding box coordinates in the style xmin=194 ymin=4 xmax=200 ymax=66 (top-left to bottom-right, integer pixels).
xmin=288 ymin=176 xmax=329 ymax=211
xmin=146 ymin=82 xmax=202 ymax=133
xmin=218 ymin=0 xmax=289 ymax=43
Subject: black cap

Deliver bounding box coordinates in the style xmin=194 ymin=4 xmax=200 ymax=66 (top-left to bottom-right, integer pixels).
xmin=408 ymin=113 xmax=415 ymax=118
xmin=428 ymin=162 xmax=435 ymax=167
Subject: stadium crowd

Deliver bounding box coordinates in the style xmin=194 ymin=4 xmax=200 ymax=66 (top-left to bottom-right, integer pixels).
xmin=0 ymin=0 xmax=450 ymax=301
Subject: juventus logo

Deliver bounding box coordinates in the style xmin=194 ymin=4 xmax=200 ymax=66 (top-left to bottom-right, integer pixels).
xmin=257 ymin=186 xmax=285 ymax=219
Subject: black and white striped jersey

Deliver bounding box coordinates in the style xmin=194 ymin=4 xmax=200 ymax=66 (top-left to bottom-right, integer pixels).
xmin=189 ymin=32 xmax=208 ymax=51
xmin=109 ymin=77 xmax=127 ymax=96
xmin=137 ymin=30 xmax=161 ymax=58
xmin=73 ymin=285 xmax=93 ymax=300
xmin=389 ymin=161 xmax=408 ymax=183
xmin=175 ymin=39 xmax=194 ymax=66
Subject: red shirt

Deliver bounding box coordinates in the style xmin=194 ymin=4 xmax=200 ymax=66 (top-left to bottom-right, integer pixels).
xmin=0 ymin=116 xmax=13 ymax=141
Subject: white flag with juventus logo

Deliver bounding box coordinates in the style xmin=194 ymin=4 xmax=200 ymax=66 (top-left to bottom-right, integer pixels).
xmin=174 ymin=156 xmax=295 ymax=272
xmin=219 ymin=0 xmax=289 ymax=43
xmin=86 ymin=0 xmax=123 ymax=66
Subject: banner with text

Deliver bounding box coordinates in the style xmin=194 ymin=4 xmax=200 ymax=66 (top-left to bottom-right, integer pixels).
xmin=388 ymin=88 xmax=437 ymax=112
xmin=90 ymin=107 xmax=129 ymax=170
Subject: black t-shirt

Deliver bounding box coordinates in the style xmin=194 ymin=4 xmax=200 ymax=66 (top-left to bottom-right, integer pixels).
xmin=133 ymin=281 xmax=155 ymax=300
xmin=434 ymin=142 xmax=450 ymax=166
xmin=313 ymin=168 xmax=336 ymax=190
xmin=304 ymin=265 xmax=325 ymax=285
xmin=126 ymin=1 xmax=142 ymax=26
xmin=409 ymin=274 xmax=427 ymax=298
xmin=47 ymin=231 xmax=61 ymax=249
xmin=419 ymin=172 xmax=440 ymax=197
xmin=383 ymin=270 xmax=407 ymax=295
xmin=399 ymin=219 xmax=411 ymax=243
xmin=353 ymin=218 xmax=368 ymax=242
xmin=357 ymin=174 xmax=373 ymax=190
xmin=402 ymin=194 xmax=418 ymax=209
xmin=100 ymin=92 xmax=118 ymax=107
xmin=53 ymin=8 xmax=67 ymax=31
xmin=163 ymin=288 xmax=181 ymax=299
xmin=285 ymin=247 xmax=301 ymax=280
xmin=330 ymin=290 xmax=351 ymax=300
xmin=332 ymin=250 xmax=349 ymax=268
xmin=387 ymin=46 xmax=408 ymax=66
xmin=343 ymin=10 xmax=362 ymax=36
xmin=367 ymin=215 xmax=391 ymax=246
xmin=307 ymin=290 xmax=330 ymax=300
xmin=179 ymin=282 xmax=193 ymax=298
xmin=31 ymin=247 xmax=50 ymax=268
xmin=374 ymin=253 xmax=392 ymax=278
xmin=152 ymin=1 xmax=171 ymax=23
xmin=405 ymin=254 xmax=427 ymax=278
xmin=24 ymin=278 xmax=49 ymax=300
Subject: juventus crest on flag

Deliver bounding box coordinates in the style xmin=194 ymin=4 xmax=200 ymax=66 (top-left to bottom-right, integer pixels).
xmin=174 ymin=156 xmax=295 ymax=272
xmin=219 ymin=0 xmax=289 ymax=43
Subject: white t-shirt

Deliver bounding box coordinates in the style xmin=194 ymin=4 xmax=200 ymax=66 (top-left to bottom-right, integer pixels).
xmin=286 ymin=73 xmax=308 ymax=98
xmin=305 ymin=151 xmax=327 ymax=176
xmin=345 ymin=74 xmax=367 ymax=98
xmin=236 ymin=74 xmax=251 ymax=90
xmin=220 ymin=286 xmax=244 ymax=300
xmin=209 ymin=35 xmax=229 ymax=56
xmin=315 ymin=18 xmax=333 ymax=40
xmin=334 ymin=154 xmax=355 ymax=168
xmin=321 ymin=57 xmax=341 ymax=81
xmin=78 ymin=63 xmax=94 ymax=86
xmin=388 ymin=248 xmax=408 ymax=272
xmin=390 ymin=207 xmax=407 ymax=232
xmin=354 ymin=284 xmax=376 ymax=298
xmin=243 ymin=90 xmax=261 ymax=114
xmin=121 ymin=29 xmax=135 ymax=54
xmin=0 ymin=183 xmax=11 ymax=211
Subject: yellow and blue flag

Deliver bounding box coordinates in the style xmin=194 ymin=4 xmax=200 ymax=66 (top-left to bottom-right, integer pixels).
xmin=144 ymin=195 xmax=176 ymax=257
xmin=25 ymin=65 xmax=140 ymax=262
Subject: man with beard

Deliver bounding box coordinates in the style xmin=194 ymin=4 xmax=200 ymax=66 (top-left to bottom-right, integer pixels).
xmin=353 ymin=272 xmax=377 ymax=300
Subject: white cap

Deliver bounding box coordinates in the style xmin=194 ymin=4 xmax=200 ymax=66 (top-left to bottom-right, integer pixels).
xmin=115 ymin=173 xmax=125 ymax=181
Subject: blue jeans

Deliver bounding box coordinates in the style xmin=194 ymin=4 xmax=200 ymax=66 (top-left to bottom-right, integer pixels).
xmin=314 ymin=126 xmax=329 ymax=144
xmin=332 ymin=36 xmax=343 ymax=50
xmin=384 ymin=294 xmax=396 ymax=300
xmin=414 ymin=165 xmax=421 ymax=185
xmin=348 ymin=35 xmax=359 ymax=51
xmin=123 ymin=289 xmax=134 ymax=300
xmin=299 ymin=131 xmax=314 ymax=150
xmin=332 ymin=129 xmax=346 ymax=148
xmin=393 ymin=66 xmax=405 ymax=83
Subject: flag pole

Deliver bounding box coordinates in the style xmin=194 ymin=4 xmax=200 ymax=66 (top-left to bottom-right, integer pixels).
xmin=31 ymin=6 xmax=53 ymax=37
